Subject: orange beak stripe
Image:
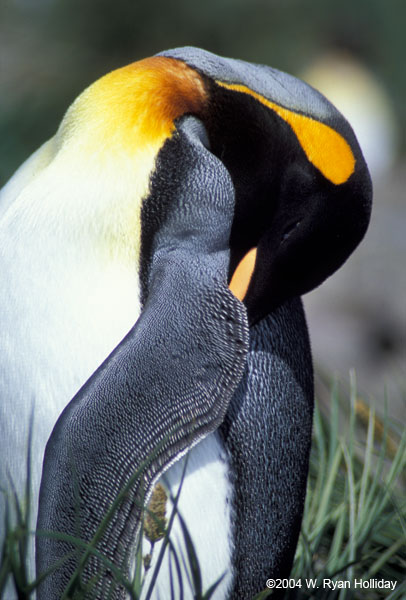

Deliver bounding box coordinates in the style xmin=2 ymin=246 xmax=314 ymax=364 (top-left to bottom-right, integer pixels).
xmin=229 ymin=247 xmax=258 ymax=301
xmin=216 ymin=81 xmax=355 ymax=185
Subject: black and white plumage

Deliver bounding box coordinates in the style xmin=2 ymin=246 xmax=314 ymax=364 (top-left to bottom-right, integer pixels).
xmin=0 ymin=47 xmax=372 ymax=599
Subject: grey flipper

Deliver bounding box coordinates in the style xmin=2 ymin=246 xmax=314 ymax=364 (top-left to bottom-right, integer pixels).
xmin=221 ymin=299 xmax=313 ymax=599
xmin=36 ymin=119 xmax=249 ymax=598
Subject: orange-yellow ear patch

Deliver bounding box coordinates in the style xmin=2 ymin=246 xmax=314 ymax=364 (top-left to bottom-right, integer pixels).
xmin=229 ymin=247 xmax=257 ymax=301
xmin=119 ymin=56 xmax=208 ymax=144
xmin=62 ymin=57 xmax=207 ymax=150
xmin=216 ymin=81 xmax=355 ymax=185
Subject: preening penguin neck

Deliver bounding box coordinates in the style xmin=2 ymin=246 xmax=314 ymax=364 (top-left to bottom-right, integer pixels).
xmin=45 ymin=57 xmax=206 ymax=257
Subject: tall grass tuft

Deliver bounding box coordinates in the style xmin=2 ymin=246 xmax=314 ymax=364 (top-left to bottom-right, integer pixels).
xmin=1 ymin=374 xmax=405 ymax=599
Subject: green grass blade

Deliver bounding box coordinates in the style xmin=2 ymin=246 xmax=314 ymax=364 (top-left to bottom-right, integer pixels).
xmin=176 ymin=511 xmax=202 ymax=598
xmin=201 ymin=572 xmax=226 ymax=600
xmin=341 ymin=443 xmax=356 ymax=581
xmin=313 ymin=444 xmax=343 ymax=533
xmin=364 ymin=537 xmax=406 ymax=577
xmin=357 ymin=403 xmax=375 ymax=519
xmin=168 ymin=539 xmax=184 ymax=600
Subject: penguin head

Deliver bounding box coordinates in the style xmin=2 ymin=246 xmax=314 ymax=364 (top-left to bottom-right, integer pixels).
xmin=139 ymin=47 xmax=372 ymax=323
xmin=46 ymin=46 xmax=372 ymax=323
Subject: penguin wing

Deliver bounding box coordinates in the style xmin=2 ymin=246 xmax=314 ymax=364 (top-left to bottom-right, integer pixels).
xmin=36 ymin=117 xmax=249 ymax=597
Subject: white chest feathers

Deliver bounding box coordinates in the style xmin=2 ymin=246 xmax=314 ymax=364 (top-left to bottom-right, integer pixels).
xmin=141 ymin=433 xmax=234 ymax=600
xmin=0 ymin=137 xmax=144 ymax=574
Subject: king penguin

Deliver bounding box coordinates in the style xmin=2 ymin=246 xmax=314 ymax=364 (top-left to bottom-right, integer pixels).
xmin=0 ymin=47 xmax=372 ymax=599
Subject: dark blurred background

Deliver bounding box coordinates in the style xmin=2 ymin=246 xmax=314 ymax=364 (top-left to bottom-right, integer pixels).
xmin=1 ymin=0 xmax=405 ymax=420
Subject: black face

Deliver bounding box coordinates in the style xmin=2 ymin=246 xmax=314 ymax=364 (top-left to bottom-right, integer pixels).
xmin=205 ymin=83 xmax=293 ymax=268
xmin=205 ymin=82 xmax=289 ymax=269
xmin=204 ymin=81 xmax=372 ymax=324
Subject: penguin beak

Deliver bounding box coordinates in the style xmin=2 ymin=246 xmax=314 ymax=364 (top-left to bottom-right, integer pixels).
xmin=229 ymin=247 xmax=258 ymax=301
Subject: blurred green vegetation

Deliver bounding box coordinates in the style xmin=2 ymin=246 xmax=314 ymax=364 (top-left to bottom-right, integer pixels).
xmin=1 ymin=0 xmax=405 ymax=185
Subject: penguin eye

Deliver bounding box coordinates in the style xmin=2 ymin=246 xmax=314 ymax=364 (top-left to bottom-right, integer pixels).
xmin=282 ymin=221 xmax=301 ymax=242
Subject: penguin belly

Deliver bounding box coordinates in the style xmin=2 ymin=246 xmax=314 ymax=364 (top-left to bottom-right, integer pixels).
xmin=141 ymin=432 xmax=234 ymax=600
